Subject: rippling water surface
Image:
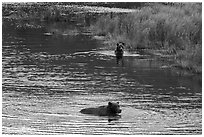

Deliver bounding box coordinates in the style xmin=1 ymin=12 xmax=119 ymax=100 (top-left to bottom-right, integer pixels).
xmin=2 ymin=18 xmax=202 ymax=135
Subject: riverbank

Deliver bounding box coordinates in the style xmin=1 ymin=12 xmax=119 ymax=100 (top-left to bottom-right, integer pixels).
xmin=2 ymin=3 xmax=137 ymax=21
xmin=91 ymin=3 xmax=202 ymax=74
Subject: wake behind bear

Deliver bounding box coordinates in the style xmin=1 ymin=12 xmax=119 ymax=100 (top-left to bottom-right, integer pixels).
xmin=80 ymin=102 xmax=122 ymax=116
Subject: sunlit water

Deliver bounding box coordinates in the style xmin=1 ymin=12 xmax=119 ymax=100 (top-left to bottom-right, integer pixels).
xmin=2 ymin=18 xmax=202 ymax=135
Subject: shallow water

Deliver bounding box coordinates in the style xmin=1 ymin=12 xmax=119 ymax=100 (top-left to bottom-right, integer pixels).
xmin=2 ymin=17 xmax=202 ymax=135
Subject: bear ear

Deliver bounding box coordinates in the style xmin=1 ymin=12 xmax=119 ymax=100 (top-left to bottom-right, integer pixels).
xmin=108 ymin=102 xmax=112 ymax=106
xmin=117 ymin=102 xmax=119 ymax=104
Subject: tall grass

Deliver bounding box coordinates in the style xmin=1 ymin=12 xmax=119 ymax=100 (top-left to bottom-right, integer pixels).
xmin=3 ymin=3 xmax=67 ymax=21
xmin=93 ymin=3 xmax=202 ymax=73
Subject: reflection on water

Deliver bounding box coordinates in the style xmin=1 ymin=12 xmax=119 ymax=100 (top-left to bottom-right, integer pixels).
xmin=2 ymin=18 xmax=202 ymax=135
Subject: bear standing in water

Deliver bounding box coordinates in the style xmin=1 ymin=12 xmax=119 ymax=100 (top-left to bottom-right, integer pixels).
xmin=80 ymin=102 xmax=122 ymax=116
xmin=115 ymin=42 xmax=124 ymax=65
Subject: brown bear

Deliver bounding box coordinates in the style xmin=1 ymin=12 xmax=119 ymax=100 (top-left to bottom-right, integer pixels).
xmin=80 ymin=102 xmax=122 ymax=116
xmin=115 ymin=42 xmax=125 ymax=64
xmin=115 ymin=42 xmax=124 ymax=57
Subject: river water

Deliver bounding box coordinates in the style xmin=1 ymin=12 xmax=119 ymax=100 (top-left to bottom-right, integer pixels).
xmin=2 ymin=14 xmax=202 ymax=135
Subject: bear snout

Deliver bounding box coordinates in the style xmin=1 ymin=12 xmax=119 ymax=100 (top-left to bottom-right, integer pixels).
xmin=118 ymin=109 xmax=122 ymax=113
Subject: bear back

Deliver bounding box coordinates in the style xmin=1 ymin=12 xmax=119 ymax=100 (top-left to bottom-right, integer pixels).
xmin=80 ymin=102 xmax=121 ymax=116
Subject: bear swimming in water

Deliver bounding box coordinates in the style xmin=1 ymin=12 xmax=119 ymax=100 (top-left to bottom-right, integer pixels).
xmin=80 ymin=102 xmax=122 ymax=116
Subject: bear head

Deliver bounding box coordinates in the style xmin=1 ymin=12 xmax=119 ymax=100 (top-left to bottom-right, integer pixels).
xmin=107 ymin=102 xmax=122 ymax=115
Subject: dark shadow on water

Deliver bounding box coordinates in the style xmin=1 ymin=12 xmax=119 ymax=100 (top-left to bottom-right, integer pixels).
xmin=116 ymin=56 xmax=124 ymax=67
xmin=108 ymin=115 xmax=121 ymax=123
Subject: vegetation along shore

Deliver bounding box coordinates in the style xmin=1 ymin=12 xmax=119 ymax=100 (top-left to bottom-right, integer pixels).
xmin=92 ymin=3 xmax=202 ymax=74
